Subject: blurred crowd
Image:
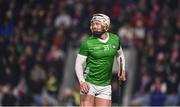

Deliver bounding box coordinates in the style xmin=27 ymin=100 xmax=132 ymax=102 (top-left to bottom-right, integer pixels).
xmin=0 ymin=0 xmax=179 ymax=106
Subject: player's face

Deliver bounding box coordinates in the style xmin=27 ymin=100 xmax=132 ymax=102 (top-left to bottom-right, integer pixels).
xmin=91 ymin=20 xmax=103 ymax=32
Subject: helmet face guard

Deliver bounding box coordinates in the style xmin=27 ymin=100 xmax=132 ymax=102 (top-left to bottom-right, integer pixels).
xmin=90 ymin=13 xmax=110 ymax=32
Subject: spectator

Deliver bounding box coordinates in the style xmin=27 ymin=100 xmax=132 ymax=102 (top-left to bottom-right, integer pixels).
xmin=1 ymin=85 xmax=17 ymax=106
xmin=165 ymin=71 xmax=179 ymax=106
xmin=54 ymin=9 xmax=71 ymax=29
xmin=149 ymin=76 xmax=166 ymax=106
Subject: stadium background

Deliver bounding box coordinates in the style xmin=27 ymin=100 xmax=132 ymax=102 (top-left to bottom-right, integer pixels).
xmin=0 ymin=0 xmax=179 ymax=106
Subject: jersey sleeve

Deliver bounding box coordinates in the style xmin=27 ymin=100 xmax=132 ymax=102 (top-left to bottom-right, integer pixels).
xmin=117 ymin=35 xmax=121 ymax=50
xmin=79 ymin=40 xmax=89 ymax=56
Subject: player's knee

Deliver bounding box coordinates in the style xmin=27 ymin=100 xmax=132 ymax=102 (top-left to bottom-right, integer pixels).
xmin=81 ymin=100 xmax=93 ymax=106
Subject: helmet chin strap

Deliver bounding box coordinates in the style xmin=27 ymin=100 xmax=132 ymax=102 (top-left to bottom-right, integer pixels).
xmin=92 ymin=31 xmax=106 ymax=38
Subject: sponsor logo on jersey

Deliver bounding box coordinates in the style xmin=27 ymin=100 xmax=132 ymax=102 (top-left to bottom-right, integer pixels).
xmin=94 ymin=46 xmax=101 ymax=50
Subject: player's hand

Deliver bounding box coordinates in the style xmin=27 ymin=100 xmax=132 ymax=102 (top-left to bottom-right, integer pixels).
xmin=118 ymin=70 xmax=126 ymax=81
xmin=80 ymin=82 xmax=90 ymax=94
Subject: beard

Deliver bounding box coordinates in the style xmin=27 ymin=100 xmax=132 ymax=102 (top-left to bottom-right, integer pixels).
xmin=92 ymin=31 xmax=106 ymax=38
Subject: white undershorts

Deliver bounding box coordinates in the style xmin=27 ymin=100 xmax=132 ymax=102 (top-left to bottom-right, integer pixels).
xmin=80 ymin=82 xmax=111 ymax=100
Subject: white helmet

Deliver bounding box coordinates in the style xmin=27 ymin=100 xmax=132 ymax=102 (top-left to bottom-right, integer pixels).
xmin=90 ymin=13 xmax=110 ymax=32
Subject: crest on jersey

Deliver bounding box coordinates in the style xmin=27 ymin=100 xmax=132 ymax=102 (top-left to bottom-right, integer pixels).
xmin=112 ymin=44 xmax=116 ymax=48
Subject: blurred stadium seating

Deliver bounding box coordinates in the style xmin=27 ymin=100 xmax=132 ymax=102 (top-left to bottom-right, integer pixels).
xmin=0 ymin=0 xmax=179 ymax=106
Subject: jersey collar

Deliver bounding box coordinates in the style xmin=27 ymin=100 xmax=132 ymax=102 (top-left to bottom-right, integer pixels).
xmin=97 ymin=32 xmax=109 ymax=43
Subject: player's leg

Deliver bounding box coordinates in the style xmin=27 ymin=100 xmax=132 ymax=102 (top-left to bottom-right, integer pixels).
xmin=80 ymin=95 xmax=95 ymax=106
xmin=94 ymin=85 xmax=111 ymax=106
xmin=95 ymin=97 xmax=111 ymax=106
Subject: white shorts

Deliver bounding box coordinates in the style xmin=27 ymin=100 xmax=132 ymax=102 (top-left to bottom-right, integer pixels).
xmin=80 ymin=82 xmax=111 ymax=100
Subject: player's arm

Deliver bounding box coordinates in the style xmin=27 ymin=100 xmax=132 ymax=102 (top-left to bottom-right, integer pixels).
xmin=75 ymin=39 xmax=90 ymax=94
xmin=75 ymin=54 xmax=90 ymax=94
xmin=75 ymin=39 xmax=88 ymax=83
xmin=116 ymin=46 xmax=126 ymax=81
xmin=75 ymin=54 xmax=87 ymax=83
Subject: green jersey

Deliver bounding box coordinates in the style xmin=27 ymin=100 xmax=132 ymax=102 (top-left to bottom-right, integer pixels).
xmin=79 ymin=32 xmax=121 ymax=86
